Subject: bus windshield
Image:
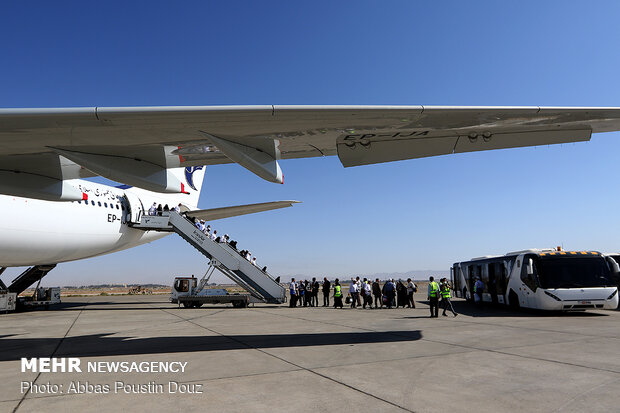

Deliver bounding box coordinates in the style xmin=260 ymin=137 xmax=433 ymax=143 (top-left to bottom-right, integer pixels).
xmin=535 ymin=256 xmax=615 ymax=289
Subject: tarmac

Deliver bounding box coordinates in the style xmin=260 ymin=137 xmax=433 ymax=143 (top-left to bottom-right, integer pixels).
xmin=1 ymin=295 xmax=620 ymax=413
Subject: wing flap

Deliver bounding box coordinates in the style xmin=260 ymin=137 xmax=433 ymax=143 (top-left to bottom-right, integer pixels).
xmin=338 ymin=128 xmax=592 ymax=167
xmin=185 ymin=200 xmax=300 ymax=221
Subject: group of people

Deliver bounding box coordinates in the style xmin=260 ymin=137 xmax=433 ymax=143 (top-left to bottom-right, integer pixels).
xmin=345 ymin=277 xmax=417 ymax=309
xmin=148 ymin=202 xmax=181 ymax=216
xmin=289 ymin=276 xmax=457 ymax=317
xmin=188 ymin=216 xmax=266 ymax=271
xmin=427 ymin=276 xmax=458 ymax=317
xmin=288 ymin=277 xmax=326 ymax=307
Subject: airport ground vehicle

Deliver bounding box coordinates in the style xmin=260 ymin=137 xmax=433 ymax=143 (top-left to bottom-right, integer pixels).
xmin=171 ymin=276 xmax=254 ymax=308
xmin=18 ymin=287 xmax=61 ymax=309
xmin=0 ymin=291 xmax=16 ymax=312
xmin=451 ymin=249 xmax=618 ymax=311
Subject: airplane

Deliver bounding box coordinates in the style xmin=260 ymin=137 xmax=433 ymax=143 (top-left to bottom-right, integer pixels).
xmin=1 ymin=105 xmax=620 ymax=283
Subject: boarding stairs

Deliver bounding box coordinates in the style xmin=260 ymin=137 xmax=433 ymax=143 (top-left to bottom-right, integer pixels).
xmin=133 ymin=212 xmax=286 ymax=304
xmin=6 ymin=264 xmax=57 ymax=295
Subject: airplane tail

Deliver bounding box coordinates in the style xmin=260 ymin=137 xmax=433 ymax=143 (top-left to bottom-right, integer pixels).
xmin=174 ymin=166 xmax=206 ymax=210
xmin=122 ymin=166 xmax=206 ymax=211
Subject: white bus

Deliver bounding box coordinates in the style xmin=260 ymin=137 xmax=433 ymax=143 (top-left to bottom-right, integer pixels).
xmin=451 ymin=249 xmax=618 ymax=311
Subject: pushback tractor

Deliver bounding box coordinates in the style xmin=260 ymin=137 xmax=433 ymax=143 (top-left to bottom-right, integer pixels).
xmin=451 ymin=249 xmax=619 ymax=311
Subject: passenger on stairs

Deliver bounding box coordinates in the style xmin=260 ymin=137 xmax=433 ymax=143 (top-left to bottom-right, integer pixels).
xmin=252 ymin=257 xmax=257 ymax=266
xmin=173 ymin=203 xmax=181 ymax=213
xmin=148 ymin=202 xmax=157 ymax=216
xmin=211 ymin=230 xmax=217 ymax=241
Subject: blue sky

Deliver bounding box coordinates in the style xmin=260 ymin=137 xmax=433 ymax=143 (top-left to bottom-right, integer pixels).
xmin=3 ymin=1 xmax=620 ymax=285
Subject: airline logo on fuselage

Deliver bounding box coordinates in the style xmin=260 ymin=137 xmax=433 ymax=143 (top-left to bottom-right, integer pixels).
xmin=184 ymin=166 xmax=204 ymax=191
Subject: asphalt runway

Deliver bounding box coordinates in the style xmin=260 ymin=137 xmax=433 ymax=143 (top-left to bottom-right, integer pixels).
xmin=1 ymin=295 xmax=619 ymax=412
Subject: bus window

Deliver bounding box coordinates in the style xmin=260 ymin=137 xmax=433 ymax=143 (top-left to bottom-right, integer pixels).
xmin=535 ymin=255 xmax=615 ymax=289
xmin=520 ymin=255 xmax=539 ymax=291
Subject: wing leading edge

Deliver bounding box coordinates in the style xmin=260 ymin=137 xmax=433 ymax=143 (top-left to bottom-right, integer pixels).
xmin=185 ymin=200 xmax=301 ymax=221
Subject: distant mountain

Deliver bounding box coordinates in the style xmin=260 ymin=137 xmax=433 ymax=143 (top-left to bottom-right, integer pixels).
xmin=358 ymin=270 xmax=448 ymax=281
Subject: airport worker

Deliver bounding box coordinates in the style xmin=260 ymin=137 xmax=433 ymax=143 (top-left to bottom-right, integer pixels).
xmin=322 ymin=277 xmax=331 ymax=307
xmin=407 ymin=278 xmax=417 ymax=308
xmin=148 ymin=202 xmax=157 ymax=216
xmin=289 ymin=278 xmax=298 ymax=308
xmin=349 ymin=278 xmax=359 ymax=308
xmin=333 ymin=279 xmax=343 ymax=308
xmin=474 ymin=278 xmax=484 ymax=305
xmin=428 ymin=276 xmax=440 ymax=318
xmin=440 ymin=278 xmax=457 ymax=317
xmin=372 ymin=278 xmax=382 ymax=308
xmin=363 ymin=280 xmax=372 ymax=308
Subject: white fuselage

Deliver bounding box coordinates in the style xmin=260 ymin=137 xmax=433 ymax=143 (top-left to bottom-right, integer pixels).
xmin=0 ymin=180 xmax=183 ymax=267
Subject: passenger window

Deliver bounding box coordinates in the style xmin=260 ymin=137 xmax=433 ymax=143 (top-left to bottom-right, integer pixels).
xmin=104 ymin=203 xmax=108 ymax=208
xmin=91 ymin=201 xmax=95 ymax=206
xmin=98 ymin=202 xmax=101 ymax=207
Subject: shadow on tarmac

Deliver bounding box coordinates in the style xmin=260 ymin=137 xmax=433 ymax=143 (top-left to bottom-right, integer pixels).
xmin=0 ymin=330 xmax=422 ymax=361
xmin=413 ymin=300 xmax=610 ymax=318
xmin=34 ymin=301 xmax=288 ymax=311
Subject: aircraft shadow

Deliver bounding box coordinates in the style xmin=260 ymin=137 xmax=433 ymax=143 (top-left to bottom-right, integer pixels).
xmin=0 ymin=330 xmax=422 ymax=361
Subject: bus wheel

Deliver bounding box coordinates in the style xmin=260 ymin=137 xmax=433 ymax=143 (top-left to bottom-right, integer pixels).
xmin=182 ymin=302 xmax=191 ymax=308
xmin=509 ymin=290 xmax=520 ymax=309
xmin=194 ymin=302 xmax=203 ymax=308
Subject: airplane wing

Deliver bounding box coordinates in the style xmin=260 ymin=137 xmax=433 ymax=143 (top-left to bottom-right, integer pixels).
xmin=1 ymin=105 xmax=620 ymax=199
xmin=185 ymin=200 xmax=301 ymax=221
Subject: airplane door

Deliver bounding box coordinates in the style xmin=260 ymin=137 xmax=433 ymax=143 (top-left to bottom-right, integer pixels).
xmin=121 ymin=192 xmax=144 ymax=224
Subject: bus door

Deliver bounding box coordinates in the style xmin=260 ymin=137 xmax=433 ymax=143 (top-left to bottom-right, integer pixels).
xmin=497 ymin=262 xmax=507 ymax=304
xmin=519 ymin=256 xmax=538 ymax=308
